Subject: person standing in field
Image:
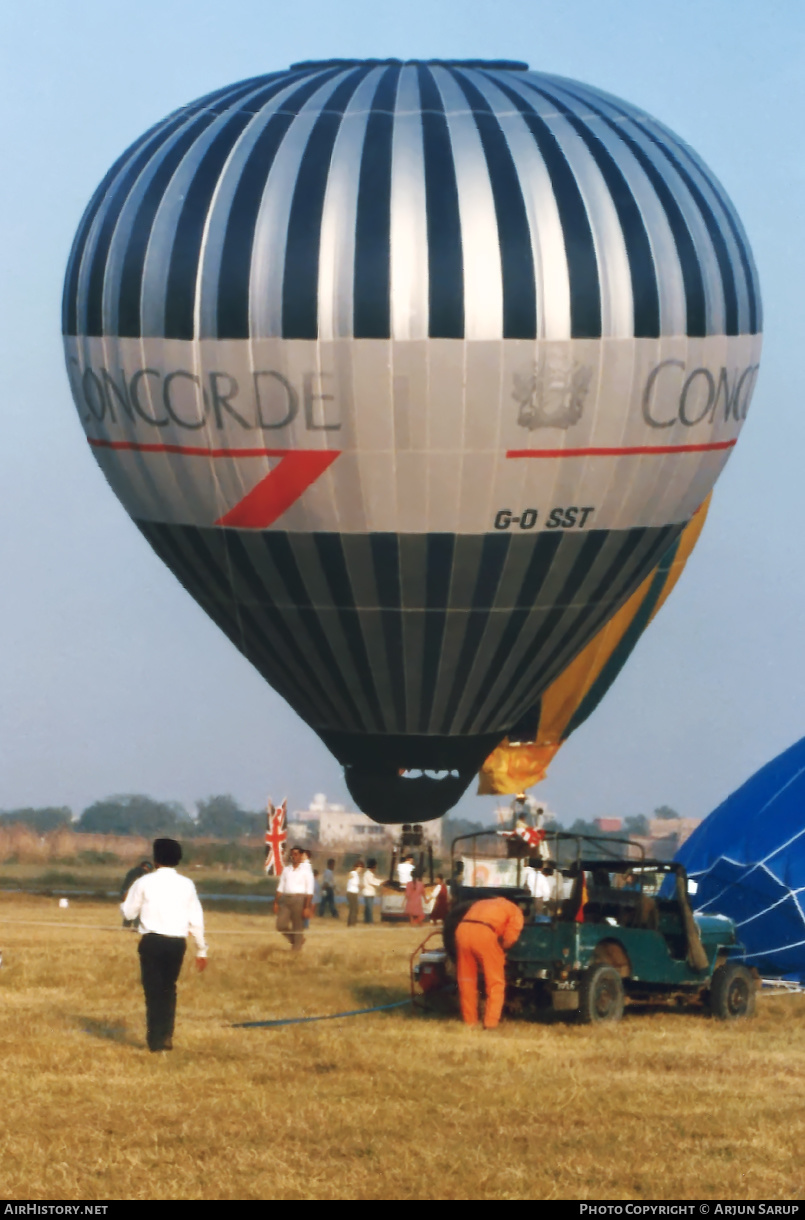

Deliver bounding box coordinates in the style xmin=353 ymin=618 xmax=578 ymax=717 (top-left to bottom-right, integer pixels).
xmin=405 ymin=868 xmax=427 ymax=926
xmin=430 ymin=874 xmax=449 ymax=924
xmin=120 ymin=838 xmax=207 ymax=1053
xmin=275 ymin=845 xmax=313 ymax=950
xmin=454 ymin=896 xmax=524 ymax=1030
xmin=361 ymin=858 xmax=383 ymax=924
xmin=346 ymin=860 xmax=364 ymax=926
xmin=319 ymin=858 xmax=338 ymax=918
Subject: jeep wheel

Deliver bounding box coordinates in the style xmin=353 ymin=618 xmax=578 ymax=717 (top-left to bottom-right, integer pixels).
xmin=578 ymin=964 xmax=624 ymax=1024
xmin=708 ymin=963 xmax=756 ymax=1020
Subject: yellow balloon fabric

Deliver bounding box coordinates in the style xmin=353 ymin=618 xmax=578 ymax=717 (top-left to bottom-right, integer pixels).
xmin=478 ymin=497 xmax=710 ymax=795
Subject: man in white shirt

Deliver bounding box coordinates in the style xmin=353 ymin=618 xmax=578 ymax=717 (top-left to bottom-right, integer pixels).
xmin=274 ymin=845 xmax=314 ymax=950
xmin=522 ymin=857 xmax=553 ymax=914
xmin=120 ymin=837 xmax=207 ymax=1053
xmin=397 ymin=855 xmax=415 ymax=886
xmin=319 ymin=858 xmax=338 ymax=918
xmin=361 ymin=858 xmax=384 ymax=924
xmin=346 ymin=860 xmax=364 ymax=926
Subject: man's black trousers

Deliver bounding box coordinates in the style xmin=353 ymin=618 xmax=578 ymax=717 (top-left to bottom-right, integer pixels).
xmin=138 ymin=933 xmax=186 ymax=1051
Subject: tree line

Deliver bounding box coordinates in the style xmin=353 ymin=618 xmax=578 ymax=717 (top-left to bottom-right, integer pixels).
xmin=0 ymin=797 xmax=488 ymax=844
xmin=566 ymin=806 xmax=682 ymax=839
xmin=0 ymin=799 xmax=683 ymax=843
xmin=0 ymin=795 xmax=264 ymax=839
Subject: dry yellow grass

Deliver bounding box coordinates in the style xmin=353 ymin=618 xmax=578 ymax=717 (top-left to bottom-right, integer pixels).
xmin=1 ymin=891 xmax=804 ymax=1201
xmin=0 ymin=825 xmax=151 ymax=864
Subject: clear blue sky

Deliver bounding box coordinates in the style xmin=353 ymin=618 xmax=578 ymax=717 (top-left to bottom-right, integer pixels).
xmin=0 ymin=0 xmax=803 ymax=824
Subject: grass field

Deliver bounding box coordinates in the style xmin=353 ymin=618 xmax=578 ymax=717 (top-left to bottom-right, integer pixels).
xmin=0 ymin=859 xmax=276 ymax=895
xmin=1 ymin=890 xmax=804 ymax=1201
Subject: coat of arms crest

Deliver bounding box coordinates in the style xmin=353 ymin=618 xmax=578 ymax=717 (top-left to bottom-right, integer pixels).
xmin=513 ymin=354 xmax=592 ymax=431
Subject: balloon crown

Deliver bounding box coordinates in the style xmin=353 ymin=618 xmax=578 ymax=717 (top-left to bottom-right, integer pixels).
xmin=289 ymin=58 xmax=530 ymax=71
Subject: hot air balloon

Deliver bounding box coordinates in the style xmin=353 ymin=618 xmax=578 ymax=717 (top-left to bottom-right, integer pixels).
xmin=62 ymin=59 xmax=762 ymax=823
xmin=478 ymin=495 xmax=710 ymax=794
xmin=674 ymin=738 xmax=805 ymax=984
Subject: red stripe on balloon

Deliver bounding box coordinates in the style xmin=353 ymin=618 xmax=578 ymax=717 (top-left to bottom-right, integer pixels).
xmin=215 ymin=451 xmax=340 ymax=528
xmin=506 ymin=440 xmax=737 ymax=458
xmin=86 ymin=439 xmax=341 ymax=529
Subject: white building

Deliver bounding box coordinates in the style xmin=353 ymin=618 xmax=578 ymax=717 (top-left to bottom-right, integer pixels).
xmin=290 ymin=794 xmax=442 ymax=851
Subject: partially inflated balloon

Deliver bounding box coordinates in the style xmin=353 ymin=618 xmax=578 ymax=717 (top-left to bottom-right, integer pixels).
xmin=674 ymin=737 xmax=805 ymax=983
xmin=62 ymin=59 xmax=761 ymax=822
xmin=478 ymin=496 xmax=710 ymax=794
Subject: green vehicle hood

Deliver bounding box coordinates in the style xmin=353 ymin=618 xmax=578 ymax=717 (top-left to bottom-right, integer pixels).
xmin=694 ymin=912 xmax=736 ymax=946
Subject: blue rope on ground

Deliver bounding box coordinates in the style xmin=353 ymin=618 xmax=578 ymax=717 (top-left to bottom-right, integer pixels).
xmin=232 ymin=998 xmax=411 ymax=1028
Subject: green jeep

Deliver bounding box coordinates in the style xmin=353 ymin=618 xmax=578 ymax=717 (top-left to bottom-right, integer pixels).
xmin=432 ymin=830 xmax=757 ymax=1023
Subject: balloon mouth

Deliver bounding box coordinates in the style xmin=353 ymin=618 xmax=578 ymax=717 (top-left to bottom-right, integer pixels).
xmin=344 ymin=766 xmax=477 ymax=824
xmin=318 ymin=730 xmax=505 ymax=823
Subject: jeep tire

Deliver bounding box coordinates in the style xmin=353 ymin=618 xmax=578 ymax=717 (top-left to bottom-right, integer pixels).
xmin=708 ymin=962 xmax=756 ymax=1020
xmin=578 ymin=964 xmax=625 ymax=1024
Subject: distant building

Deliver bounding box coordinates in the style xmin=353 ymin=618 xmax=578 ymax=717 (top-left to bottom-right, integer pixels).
xmin=594 ymin=817 xmax=622 ymax=833
xmin=647 ymin=817 xmax=700 ymax=847
xmin=289 ymin=794 xmax=442 ymax=851
xmin=317 ymin=809 xmax=393 ymax=848
xmin=630 ymin=817 xmax=702 ymax=861
xmin=283 ymin=820 xmax=313 ymax=844
xmin=290 ymin=793 xmax=330 ymax=825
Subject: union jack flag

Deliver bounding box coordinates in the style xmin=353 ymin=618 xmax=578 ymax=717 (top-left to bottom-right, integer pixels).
xmin=498 ymin=824 xmax=546 ymax=850
xmin=515 ymin=824 xmax=546 ymax=851
xmin=265 ymin=799 xmax=288 ymax=876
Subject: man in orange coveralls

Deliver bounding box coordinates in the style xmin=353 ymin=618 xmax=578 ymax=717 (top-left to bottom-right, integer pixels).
xmin=455 ymin=896 xmax=525 ymax=1029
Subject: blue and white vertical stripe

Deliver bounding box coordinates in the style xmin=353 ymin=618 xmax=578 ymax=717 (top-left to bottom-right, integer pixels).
xmin=63 ymin=59 xmax=761 ymax=344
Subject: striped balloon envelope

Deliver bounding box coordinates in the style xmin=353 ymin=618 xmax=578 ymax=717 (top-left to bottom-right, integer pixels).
xmin=62 ymin=58 xmax=762 ymax=823
xmin=478 ymin=496 xmax=710 ymax=795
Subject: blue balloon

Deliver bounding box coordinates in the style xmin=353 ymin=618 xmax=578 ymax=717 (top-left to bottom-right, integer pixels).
xmin=675 ymin=737 xmax=805 ymax=982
